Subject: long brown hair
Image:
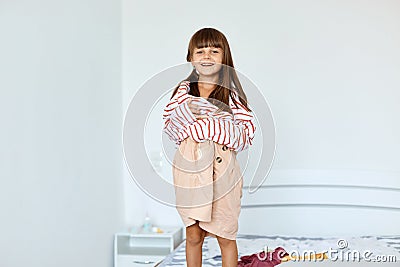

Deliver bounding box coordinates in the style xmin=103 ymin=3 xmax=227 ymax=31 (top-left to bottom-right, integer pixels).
xmin=171 ymin=28 xmax=251 ymax=112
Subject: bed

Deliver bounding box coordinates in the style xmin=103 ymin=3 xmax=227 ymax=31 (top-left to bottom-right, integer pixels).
xmin=159 ymin=234 xmax=400 ymax=266
xmin=159 ymin=169 xmax=400 ymax=266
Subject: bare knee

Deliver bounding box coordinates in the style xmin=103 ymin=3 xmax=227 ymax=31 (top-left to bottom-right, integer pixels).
xmin=186 ymin=233 xmax=204 ymax=247
xmin=186 ymin=223 xmax=205 ymax=246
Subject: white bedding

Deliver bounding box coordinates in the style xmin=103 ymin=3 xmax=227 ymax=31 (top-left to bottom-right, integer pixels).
xmin=159 ymin=235 xmax=400 ymax=266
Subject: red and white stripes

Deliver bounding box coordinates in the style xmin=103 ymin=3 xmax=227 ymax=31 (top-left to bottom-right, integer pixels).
xmin=163 ymin=81 xmax=256 ymax=152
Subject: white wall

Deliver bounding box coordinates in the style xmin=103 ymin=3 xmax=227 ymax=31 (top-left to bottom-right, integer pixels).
xmin=2 ymin=0 xmax=397 ymax=264
xmin=122 ymin=0 xmax=400 ymax=234
xmin=0 ymin=1 xmax=124 ymax=267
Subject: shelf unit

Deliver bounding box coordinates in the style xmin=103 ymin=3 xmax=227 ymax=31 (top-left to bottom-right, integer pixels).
xmin=114 ymin=226 xmax=183 ymax=267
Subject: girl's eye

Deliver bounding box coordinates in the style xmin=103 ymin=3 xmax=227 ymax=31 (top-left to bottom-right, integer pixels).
xmin=196 ymin=50 xmax=203 ymax=54
xmin=212 ymin=50 xmax=219 ymax=53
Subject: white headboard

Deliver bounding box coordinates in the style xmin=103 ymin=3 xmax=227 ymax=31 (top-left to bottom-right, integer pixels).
xmin=239 ymin=169 xmax=400 ymax=237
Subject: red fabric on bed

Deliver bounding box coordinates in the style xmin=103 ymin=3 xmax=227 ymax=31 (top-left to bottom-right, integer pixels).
xmin=237 ymin=247 xmax=288 ymax=267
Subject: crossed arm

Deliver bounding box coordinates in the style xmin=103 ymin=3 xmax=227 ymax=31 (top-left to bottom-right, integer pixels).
xmin=163 ymin=81 xmax=256 ymax=152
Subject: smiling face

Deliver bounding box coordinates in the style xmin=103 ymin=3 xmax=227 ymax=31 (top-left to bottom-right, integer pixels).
xmin=191 ymin=46 xmax=223 ymax=78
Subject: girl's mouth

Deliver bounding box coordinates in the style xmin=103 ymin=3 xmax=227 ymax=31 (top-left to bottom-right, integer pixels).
xmin=200 ymin=63 xmax=214 ymax=67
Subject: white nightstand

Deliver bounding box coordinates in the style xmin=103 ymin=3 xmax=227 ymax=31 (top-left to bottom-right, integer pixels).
xmin=114 ymin=226 xmax=183 ymax=267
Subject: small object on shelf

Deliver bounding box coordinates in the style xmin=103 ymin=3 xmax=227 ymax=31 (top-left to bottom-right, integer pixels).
xmin=142 ymin=214 xmax=152 ymax=233
xmin=152 ymin=226 xmax=163 ymax=233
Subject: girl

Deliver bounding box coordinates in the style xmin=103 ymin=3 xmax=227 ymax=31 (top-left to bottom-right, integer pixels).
xmin=163 ymin=28 xmax=256 ymax=267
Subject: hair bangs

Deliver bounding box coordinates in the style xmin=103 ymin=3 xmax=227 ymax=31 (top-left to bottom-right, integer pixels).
xmin=191 ymin=28 xmax=224 ymax=49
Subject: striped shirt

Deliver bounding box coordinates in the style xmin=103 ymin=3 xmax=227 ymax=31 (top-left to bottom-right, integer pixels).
xmin=163 ymin=81 xmax=256 ymax=152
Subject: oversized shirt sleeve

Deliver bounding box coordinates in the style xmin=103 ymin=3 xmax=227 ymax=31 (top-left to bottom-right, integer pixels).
xmin=163 ymin=85 xmax=256 ymax=151
xmin=183 ymin=92 xmax=256 ymax=152
xmin=162 ymin=81 xmax=197 ymax=144
xmin=229 ymin=92 xmax=256 ymax=151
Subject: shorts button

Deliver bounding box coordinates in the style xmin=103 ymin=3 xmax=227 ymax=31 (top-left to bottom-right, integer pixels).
xmin=222 ymin=145 xmax=228 ymax=151
xmin=216 ymin=156 xmax=222 ymax=163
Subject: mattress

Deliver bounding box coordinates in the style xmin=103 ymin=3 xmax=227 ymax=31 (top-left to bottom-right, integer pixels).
xmin=158 ymin=235 xmax=400 ymax=266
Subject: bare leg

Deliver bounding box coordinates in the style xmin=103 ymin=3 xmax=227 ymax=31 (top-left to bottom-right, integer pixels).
xmin=185 ymin=221 xmax=206 ymax=267
xmin=217 ymin=235 xmax=238 ymax=267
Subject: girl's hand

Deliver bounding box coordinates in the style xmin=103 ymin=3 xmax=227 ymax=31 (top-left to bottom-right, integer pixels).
xmin=187 ymin=98 xmax=202 ymax=116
